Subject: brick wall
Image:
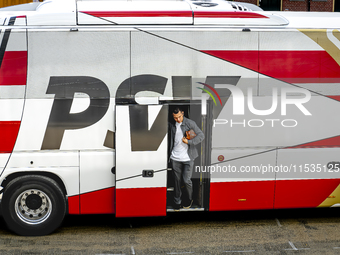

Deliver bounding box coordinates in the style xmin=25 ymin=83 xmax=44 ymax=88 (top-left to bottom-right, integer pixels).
xmin=310 ymin=0 xmax=333 ymax=11
xmin=282 ymin=0 xmax=307 ymax=11
xmin=282 ymin=0 xmax=333 ymax=11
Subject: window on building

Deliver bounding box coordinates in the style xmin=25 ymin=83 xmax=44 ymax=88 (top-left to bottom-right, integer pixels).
xmin=259 ymin=0 xmax=281 ymax=11
xmin=335 ymin=0 xmax=340 ymax=11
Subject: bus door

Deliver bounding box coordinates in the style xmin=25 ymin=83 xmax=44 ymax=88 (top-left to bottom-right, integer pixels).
xmin=166 ymin=101 xmax=211 ymax=211
xmin=115 ymin=104 xmax=168 ymax=217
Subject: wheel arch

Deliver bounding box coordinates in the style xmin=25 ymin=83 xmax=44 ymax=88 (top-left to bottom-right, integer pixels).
xmin=1 ymin=171 xmax=68 ymax=197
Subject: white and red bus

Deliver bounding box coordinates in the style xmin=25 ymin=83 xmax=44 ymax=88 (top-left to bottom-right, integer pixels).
xmin=0 ymin=0 xmax=340 ymax=236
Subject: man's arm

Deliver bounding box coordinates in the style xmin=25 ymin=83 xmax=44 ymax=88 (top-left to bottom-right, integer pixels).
xmin=187 ymin=119 xmax=204 ymax=146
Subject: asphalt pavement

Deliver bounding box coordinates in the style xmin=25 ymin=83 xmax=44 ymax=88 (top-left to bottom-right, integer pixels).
xmin=1 ymin=208 xmax=340 ymax=254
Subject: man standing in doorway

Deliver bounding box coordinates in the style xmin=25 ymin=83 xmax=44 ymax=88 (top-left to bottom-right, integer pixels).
xmin=169 ymin=107 xmax=204 ymax=210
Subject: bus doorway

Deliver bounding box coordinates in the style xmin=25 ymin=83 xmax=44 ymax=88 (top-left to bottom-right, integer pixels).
xmin=166 ymin=101 xmax=211 ymax=212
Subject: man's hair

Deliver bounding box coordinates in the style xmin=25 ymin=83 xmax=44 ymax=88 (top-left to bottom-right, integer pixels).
xmin=173 ymin=107 xmax=184 ymax=114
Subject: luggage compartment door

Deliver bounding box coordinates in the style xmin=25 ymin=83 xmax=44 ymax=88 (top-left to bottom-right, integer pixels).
xmin=115 ymin=104 xmax=168 ymax=217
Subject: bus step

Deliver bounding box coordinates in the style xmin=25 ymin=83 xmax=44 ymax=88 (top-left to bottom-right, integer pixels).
xmin=167 ymin=207 xmax=204 ymax=212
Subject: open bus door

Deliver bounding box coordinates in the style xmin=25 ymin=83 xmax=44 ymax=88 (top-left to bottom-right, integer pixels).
xmin=166 ymin=101 xmax=212 ymax=212
xmin=115 ymin=104 xmax=169 ymax=217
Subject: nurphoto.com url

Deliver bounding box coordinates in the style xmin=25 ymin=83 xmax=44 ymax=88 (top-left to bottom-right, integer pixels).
xmin=195 ymin=163 xmax=340 ymax=175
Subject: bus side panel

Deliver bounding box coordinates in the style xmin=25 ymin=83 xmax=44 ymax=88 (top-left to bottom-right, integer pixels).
xmin=258 ymin=30 xmax=340 ymax=209
xmin=115 ymin=105 xmax=168 ymax=217
xmin=0 ymin=26 xmax=27 ymax=177
xmin=210 ymin=181 xmax=275 ymax=211
xmin=79 ymin=151 xmax=115 ymax=214
xmin=68 ymin=195 xmax=80 ymax=214
xmin=209 ymin=149 xmax=276 ymax=211
xmin=144 ymin=30 xmax=259 ymax=97
xmin=5 ymin=151 xmax=80 ymax=197
xmin=116 ymin=187 xmax=166 ymax=217
xmin=274 ymin=179 xmax=340 ymax=208
xmin=209 ymin=30 xmax=340 ymax=148
xmin=0 ymin=17 xmax=27 ymax=86
xmin=209 ymin=29 xmax=340 ymax=210
xmin=79 ymin=187 xmax=115 ymax=214
xmin=275 ymin=148 xmax=340 ymax=208
xmin=6 ymin=29 xmax=127 ymax=214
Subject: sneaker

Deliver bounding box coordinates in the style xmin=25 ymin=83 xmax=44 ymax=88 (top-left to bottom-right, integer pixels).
xmin=183 ymin=200 xmax=193 ymax=209
xmin=173 ymin=203 xmax=181 ymax=211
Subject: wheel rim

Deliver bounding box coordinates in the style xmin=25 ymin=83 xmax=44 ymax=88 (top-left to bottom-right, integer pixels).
xmin=14 ymin=189 xmax=52 ymax=225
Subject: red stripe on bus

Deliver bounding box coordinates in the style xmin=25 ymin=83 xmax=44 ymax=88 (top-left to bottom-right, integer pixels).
xmin=80 ymin=187 xmax=115 ymax=214
xmin=68 ymin=195 xmax=80 ymax=214
xmin=274 ymin=179 xmax=340 ymax=208
xmin=202 ymin=50 xmax=340 ymax=83
xmin=0 ymin=121 xmax=21 ymax=153
xmin=210 ymin=179 xmax=340 ymax=211
xmin=0 ymin=51 xmax=27 ymax=86
xmin=288 ymin=135 xmax=340 ymax=148
xmin=115 ymin=187 xmax=166 ymax=217
xmin=195 ymin=11 xmax=268 ymax=19
xmin=327 ymin=95 xmax=340 ymax=101
xmin=82 ymin=11 xmax=193 ymax=18
xmin=209 ymin=180 xmax=275 ymax=211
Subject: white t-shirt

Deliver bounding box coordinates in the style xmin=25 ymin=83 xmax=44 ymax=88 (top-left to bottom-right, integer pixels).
xmin=170 ymin=122 xmax=190 ymax=162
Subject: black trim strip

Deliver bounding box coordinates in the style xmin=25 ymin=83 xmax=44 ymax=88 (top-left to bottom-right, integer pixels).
xmin=8 ymin=16 xmax=16 ymax=26
xmin=116 ymin=168 xmax=168 ymax=182
xmin=0 ymin=16 xmax=16 ymax=69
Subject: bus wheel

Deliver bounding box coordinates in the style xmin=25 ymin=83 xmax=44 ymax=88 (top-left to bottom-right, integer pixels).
xmin=2 ymin=175 xmax=66 ymax=236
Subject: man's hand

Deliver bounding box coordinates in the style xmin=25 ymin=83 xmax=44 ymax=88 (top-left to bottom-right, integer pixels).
xmin=182 ymin=137 xmax=188 ymax=144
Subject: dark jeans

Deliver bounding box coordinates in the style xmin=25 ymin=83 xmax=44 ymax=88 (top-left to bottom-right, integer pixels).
xmin=171 ymin=159 xmax=193 ymax=205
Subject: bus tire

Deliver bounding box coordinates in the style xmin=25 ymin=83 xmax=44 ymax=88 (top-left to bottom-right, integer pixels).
xmin=2 ymin=175 xmax=66 ymax=236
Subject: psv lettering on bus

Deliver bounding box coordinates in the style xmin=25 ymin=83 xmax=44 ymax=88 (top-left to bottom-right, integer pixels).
xmin=41 ymin=74 xmax=226 ymax=150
